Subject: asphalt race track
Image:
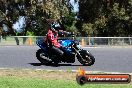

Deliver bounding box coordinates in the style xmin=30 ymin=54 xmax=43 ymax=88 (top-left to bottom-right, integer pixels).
xmin=0 ymin=46 xmax=132 ymax=73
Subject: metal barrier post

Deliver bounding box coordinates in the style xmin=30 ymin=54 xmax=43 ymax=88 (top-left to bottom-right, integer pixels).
xmin=0 ymin=36 xmax=2 ymax=42
xmin=88 ymin=37 xmax=90 ymax=46
xmin=129 ymin=37 xmax=132 ymax=45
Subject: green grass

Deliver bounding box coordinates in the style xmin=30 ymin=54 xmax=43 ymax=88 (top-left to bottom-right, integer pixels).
xmin=0 ymin=76 xmax=131 ymax=88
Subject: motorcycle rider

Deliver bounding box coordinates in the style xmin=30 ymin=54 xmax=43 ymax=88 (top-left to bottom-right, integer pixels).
xmin=45 ymin=21 xmax=65 ymax=59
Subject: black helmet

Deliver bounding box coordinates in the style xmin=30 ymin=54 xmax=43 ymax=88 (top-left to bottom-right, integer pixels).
xmin=50 ymin=22 xmax=61 ymax=31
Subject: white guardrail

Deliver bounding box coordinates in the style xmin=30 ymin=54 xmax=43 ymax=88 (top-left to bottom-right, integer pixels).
xmin=0 ymin=36 xmax=132 ymax=46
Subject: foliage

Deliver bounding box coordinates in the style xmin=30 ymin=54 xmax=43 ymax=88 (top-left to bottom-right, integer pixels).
xmin=26 ymin=31 xmax=34 ymax=36
xmin=82 ymin=23 xmax=93 ymax=36
xmin=77 ymin=0 xmax=132 ymax=37
xmin=0 ymin=0 xmax=132 ymax=37
xmin=62 ymin=13 xmax=78 ymax=33
xmin=0 ymin=0 xmax=74 ymax=36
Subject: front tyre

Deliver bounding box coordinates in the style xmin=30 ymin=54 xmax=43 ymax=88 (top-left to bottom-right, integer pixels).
xmin=36 ymin=49 xmax=51 ymax=65
xmin=77 ymin=50 xmax=95 ymax=66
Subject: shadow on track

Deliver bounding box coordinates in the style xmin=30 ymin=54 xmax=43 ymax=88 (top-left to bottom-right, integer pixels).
xmin=29 ymin=63 xmax=83 ymax=67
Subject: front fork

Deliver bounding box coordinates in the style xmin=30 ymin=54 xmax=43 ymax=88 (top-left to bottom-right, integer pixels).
xmin=73 ymin=47 xmax=86 ymax=62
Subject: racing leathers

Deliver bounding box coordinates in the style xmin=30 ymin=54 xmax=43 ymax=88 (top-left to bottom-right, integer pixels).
xmin=46 ymin=28 xmax=64 ymax=57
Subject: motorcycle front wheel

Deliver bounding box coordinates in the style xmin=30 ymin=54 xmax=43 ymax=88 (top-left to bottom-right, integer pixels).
xmin=77 ymin=50 xmax=95 ymax=66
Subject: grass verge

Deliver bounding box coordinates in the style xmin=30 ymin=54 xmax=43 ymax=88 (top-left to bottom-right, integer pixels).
xmin=0 ymin=69 xmax=131 ymax=88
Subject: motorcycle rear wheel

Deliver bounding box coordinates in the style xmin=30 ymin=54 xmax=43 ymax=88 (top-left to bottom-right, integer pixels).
xmin=36 ymin=49 xmax=51 ymax=65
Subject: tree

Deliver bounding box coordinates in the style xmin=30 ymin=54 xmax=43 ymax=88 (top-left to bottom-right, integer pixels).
xmin=77 ymin=0 xmax=132 ymax=36
xmin=0 ymin=0 xmax=75 ymax=36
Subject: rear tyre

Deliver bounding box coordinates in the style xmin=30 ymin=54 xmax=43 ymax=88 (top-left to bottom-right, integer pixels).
xmin=77 ymin=50 xmax=95 ymax=66
xmin=36 ymin=49 xmax=51 ymax=65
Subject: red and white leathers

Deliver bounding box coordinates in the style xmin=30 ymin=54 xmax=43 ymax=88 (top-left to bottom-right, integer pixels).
xmin=46 ymin=29 xmax=62 ymax=48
